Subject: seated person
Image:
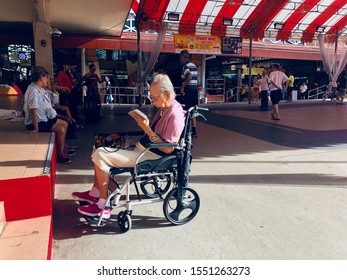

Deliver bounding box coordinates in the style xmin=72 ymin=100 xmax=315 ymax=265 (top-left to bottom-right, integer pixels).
xmin=72 ymin=74 xmax=185 ymax=217
xmin=46 ymin=76 xmax=77 ymax=139
xmin=23 ymin=66 xmax=71 ymax=164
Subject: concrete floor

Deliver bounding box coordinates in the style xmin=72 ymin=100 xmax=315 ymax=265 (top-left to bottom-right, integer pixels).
xmin=52 ymin=100 xmax=347 ymax=260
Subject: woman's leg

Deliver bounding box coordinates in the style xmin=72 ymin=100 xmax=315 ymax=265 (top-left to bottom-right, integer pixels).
xmin=51 ymin=119 xmax=68 ymax=156
xmin=94 ymin=164 xmax=110 ymax=200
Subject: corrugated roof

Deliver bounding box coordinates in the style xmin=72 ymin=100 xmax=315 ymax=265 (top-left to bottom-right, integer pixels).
xmin=132 ymin=0 xmax=347 ymax=43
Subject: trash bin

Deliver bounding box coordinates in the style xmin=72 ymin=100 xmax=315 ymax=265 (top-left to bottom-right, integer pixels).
xmin=292 ymin=90 xmax=298 ymax=101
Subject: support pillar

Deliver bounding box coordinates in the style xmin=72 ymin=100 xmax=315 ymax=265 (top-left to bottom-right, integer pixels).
xmin=33 ymin=0 xmax=53 ymax=75
xmin=201 ymin=54 xmax=206 ymax=103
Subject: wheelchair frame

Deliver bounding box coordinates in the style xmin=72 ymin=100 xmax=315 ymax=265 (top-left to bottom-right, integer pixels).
xmin=85 ymin=105 xmax=208 ymax=232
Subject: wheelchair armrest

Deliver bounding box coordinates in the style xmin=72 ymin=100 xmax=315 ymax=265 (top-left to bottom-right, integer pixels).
xmin=145 ymin=142 xmax=179 ymax=149
xmin=134 ymin=142 xmax=179 ymax=174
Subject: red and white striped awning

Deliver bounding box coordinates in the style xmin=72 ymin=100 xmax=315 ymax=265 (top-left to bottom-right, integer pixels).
xmin=131 ymin=0 xmax=347 ymax=43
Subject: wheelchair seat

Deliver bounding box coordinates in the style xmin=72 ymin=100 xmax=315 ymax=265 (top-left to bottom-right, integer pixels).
xmin=109 ymin=155 xmax=177 ymax=181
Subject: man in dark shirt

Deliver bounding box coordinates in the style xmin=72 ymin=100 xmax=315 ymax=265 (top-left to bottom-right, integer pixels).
xmin=336 ymin=71 xmax=347 ymax=105
xmin=82 ymin=64 xmax=102 ymax=121
xmin=180 ymin=50 xmax=199 ymax=137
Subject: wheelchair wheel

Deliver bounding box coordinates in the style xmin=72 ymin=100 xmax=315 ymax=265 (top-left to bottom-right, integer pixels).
xmin=117 ymin=211 xmax=132 ymax=233
xmin=140 ymin=175 xmax=171 ymax=198
xmin=163 ymin=187 xmax=200 ymax=225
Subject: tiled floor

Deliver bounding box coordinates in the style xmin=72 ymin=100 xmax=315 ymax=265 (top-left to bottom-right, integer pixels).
xmin=52 ymin=100 xmax=347 ymax=260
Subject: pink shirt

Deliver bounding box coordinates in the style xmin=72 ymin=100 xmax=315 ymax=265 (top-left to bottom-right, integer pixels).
xmin=151 ymin=99 xmax=185 ymax=143
xmin=269 ymin=70 xmax=289 ymax=91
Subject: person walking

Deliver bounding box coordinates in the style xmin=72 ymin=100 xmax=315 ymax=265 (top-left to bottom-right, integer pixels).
xmin=180 ymin=50 xmax=198 ymax=137
xmin=252 ymin=74 xmax=261 ymax=103
xmin=269 ymin=64 xmax=289 ymax=121
xmin=260 ymin=69 xmax=270 ymax=110
xmin=336 ymin=71 xmax=347 ymax=105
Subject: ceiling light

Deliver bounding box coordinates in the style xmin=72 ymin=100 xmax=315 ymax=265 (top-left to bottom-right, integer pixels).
xmin=167 ymin=12 xmax=179 ymax=21
xmin=300 ymin=5 xmax=307 ymax=13
xmin=223 ymin=19 xmax=233 ymax=26
xmin=274 ymin=22 xmax=284 ymax=30
xmin=316 ymin=26 xmax=326 ymax=33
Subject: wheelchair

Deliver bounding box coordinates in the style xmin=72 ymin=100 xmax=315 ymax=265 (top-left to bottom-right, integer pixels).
xmin=83 ymin=105 xmax=208 ymax=232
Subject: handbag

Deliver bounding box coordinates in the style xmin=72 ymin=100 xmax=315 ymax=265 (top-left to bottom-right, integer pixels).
xmin=94 ymin=131 xmax=143 ymax=152
xmin=94 ymin=133 xmax=125 ymax=151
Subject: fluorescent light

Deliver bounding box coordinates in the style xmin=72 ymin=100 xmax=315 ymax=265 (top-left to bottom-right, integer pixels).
xmin=316 ymin=26 xmax=326 ymax=33
xmin=167 ymin=12 xmax=179 ymax=21
xmin=274 ymin=22 xmax=284 ymax=30
xmin=223 ymin=19 xmax=233 ymax=26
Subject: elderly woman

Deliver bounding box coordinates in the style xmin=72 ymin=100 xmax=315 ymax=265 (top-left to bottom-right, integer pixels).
xmin=73 ymin=74 xmax=185 ymax=217
xmin=23 ymin=66 xmax=71 ymax=164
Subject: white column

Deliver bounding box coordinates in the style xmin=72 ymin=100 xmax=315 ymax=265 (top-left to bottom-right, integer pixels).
xmin=33 ymin=0 xmax=53 ymax=75
xmin=201 ymin=54 xmax=206 ymax=102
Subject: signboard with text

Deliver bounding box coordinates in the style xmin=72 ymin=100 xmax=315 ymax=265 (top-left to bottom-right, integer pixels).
xmin=221 ymin=36 xmax=242 ymax=54
xmin=242 ymin=68 xmax=264 ymax=75
xmin=174 ymin=34 xmax=221 ymax=54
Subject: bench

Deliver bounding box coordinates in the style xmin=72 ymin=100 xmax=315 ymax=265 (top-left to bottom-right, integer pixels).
xmin=0 ymin=95 xmax=55 ymax=260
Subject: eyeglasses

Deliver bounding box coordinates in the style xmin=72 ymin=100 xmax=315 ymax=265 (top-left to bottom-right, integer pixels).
xmin=150 ymin=94 xmax=163 ymax=102
xmin=150 ymin=91 xmax=168 ymax=102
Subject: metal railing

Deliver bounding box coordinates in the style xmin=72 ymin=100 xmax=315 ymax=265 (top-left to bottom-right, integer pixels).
xmin=98 ymin=86 xmax=138 ymax=105
xmin=226 ymin=86 xmax=241 ymax=102
xmin=307 ymin=85 xmax=327 ymax=99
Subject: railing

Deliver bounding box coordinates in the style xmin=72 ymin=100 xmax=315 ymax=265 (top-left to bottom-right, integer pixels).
xmin=226 ymin=87 xmax=241 ymax=102
xmin=98 ymin=86 xmax=138 ymax=105
xmin=307 ymin=85 xmax=327 ymax=99
xmin=96 ymin=86 xmax=209 ymax=105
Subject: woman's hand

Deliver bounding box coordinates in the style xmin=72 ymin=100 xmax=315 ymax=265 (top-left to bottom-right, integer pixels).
xmin=132 ymin=114 xmax=150 ymax=132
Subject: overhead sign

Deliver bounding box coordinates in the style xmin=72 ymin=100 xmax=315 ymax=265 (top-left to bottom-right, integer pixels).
xmin=242 ymin=68 xmax=264 ymax=75
xmin=221 ymin=36 xmax=242 ymax=54
xmin=174 ymin=34 xmax=221 ymax=54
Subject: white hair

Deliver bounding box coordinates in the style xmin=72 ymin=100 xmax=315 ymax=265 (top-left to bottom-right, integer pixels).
xmin=150 ymin=74 xmax=176 ymax=100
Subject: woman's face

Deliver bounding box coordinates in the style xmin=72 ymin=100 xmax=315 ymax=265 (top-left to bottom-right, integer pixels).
xmin=150 ymin=84 xmax=170 ymax=109
xmin=39 ymin=75 xmax=49 ymax=88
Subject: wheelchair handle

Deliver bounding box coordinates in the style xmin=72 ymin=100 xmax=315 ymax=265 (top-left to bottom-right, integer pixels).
xmin=196 ymin=106 xmax=209 ymax=111
xmin=187 ymin=105 xmax=209 ymax=113
xmin=188 ymin=105 xmax=208 ymax=121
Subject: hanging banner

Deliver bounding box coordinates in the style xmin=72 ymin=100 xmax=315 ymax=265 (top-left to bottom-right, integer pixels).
xmin=174 ymin=34 xmax=221 ymax=54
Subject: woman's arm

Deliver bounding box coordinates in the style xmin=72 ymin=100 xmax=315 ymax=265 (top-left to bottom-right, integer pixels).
xmin=30 ymin=108 xmax=39 ymax=133
xmin=132 ymin=113 xmax=174 ymax=154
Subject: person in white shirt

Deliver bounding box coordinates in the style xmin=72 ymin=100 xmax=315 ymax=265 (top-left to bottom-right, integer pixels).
xmin=269 ymin=64 xmax=289 ymax=120
xmin=260 ymin=69 xmax=270 ymax=110
xmin=23 ymin=66 xmax=71 ymax=164
xmin=300 ymin=82 xmax=308 ymax=100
